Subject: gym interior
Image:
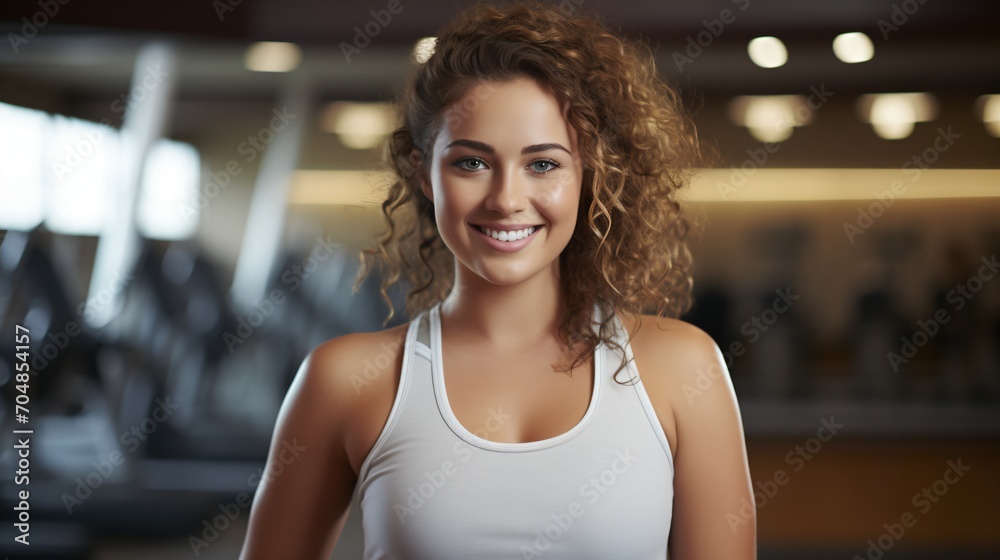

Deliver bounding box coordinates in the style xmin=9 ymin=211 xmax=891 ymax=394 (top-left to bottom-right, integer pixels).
xmin=1 ymin=0 xmax=998 ymax=558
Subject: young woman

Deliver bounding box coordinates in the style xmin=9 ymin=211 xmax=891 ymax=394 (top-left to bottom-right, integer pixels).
xmin=239 ymin=1 xmax=756 ymax=558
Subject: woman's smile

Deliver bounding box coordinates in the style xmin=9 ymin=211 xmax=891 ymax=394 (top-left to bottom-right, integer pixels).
xmin=469 ymin=222 xmax=544 ymax=253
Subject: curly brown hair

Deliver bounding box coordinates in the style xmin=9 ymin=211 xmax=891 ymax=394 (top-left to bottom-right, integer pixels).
xmin=354 ymin=0 xmax=710 ymax=385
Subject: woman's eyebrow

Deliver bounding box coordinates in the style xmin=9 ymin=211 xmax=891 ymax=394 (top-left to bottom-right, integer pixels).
xmin=523 ymin=142 xmax=571 ymax=155
xmin=444 ymin=139 xmax=495 ymax=153
xmin=444 ymin=139 xmax=571 ymax=155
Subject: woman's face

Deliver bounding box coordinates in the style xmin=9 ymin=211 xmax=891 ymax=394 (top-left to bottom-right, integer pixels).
xmin=419 ymin=76 xmax=584 ymax=287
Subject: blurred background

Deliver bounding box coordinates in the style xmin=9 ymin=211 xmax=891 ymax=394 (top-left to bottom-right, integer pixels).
xmin=0 ymin=0 xmax=998 ymax=558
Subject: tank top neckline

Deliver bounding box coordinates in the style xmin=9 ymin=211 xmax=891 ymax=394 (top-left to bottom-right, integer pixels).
xmin=428 ymin=301 xmax=604 ymax=453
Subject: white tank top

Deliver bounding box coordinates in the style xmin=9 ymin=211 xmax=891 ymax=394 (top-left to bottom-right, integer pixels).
xmin=356 ymin=301 xmax=675 ymax=559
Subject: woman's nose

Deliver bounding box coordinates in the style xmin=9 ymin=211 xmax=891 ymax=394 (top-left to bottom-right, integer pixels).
xmin=484 ymin=167 xmax=528 ymax=214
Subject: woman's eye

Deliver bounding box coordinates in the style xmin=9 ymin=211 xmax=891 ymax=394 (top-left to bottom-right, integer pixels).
xmin=454 ymin=157 xmax=487 ymax=171
xmin=530 ymin=160 xmax=560 ymax=174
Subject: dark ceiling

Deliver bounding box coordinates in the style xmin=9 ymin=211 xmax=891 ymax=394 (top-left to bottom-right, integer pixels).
xmin=0 ymin=0 xmax=995 ymax=45
xmin=1 ymin=0 xmax=997 ymax=95
xmin=0 ymin=0 xmax=997 ymax=168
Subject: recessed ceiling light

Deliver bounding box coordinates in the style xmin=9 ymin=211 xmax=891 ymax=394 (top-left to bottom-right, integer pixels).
xmin=411 ymin=37 xmax=437 ymax=64
xmin=857 ymin=93 xmax=937 ymax=139
xmin=320 ymin=101 xmax=396 ymax=150
xmin=244 ymin=41 xmax=301 ymax=72
xmin=833 ymin=32 xmax=874 ymax=63
xmin=728 ymin=95 xmax=812 ymax=142
xmin=975 ymin=94 xmax=1000 ymax=138
xmin=747 ymin=36 xmax=787 ymax=68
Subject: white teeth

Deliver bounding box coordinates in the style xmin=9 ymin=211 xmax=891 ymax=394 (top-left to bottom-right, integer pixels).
xmin=478 ymin=226 xmax=537 ymax=241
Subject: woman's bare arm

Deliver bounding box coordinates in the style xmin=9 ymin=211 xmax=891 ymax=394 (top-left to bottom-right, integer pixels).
xmin=238 ymin=337 xmax=360 ymax=559
xmin=641 ymin=319 xmax=757 ymax=559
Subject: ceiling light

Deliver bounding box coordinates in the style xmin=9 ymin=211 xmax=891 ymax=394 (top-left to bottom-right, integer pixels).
xmin=747 ymin=36 xmax=787 ymax=68
xmin=320 ymin=101 xmax=395 ymax=150
xmin=244 ymin=41 xmax=301 ymax=72
xmin=411 ymin=37 xmax=437 ymax=64
xmin=833 ymin=32 xmax=874 ymax=63
xmin=975 ymin=94 xmax=1000 ymax=138
xmin=728 ymin=95 xmax=812 ymax=143
xmin=857 ymin=93 xmax=937 ymax=139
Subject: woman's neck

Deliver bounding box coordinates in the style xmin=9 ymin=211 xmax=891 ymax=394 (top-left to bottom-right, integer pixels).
xmin=440 ymin=262 xmax=566 ymax=350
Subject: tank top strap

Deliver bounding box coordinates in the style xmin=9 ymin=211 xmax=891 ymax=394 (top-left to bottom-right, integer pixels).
xmin=356 ymin=307 xmax=432 ymax=486
xmin=415 ymin=305 xmax=431 ymax=348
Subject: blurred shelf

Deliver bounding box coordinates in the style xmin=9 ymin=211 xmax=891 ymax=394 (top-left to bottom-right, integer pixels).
xmin=741 ymin=399 xmax=1000 ymax=437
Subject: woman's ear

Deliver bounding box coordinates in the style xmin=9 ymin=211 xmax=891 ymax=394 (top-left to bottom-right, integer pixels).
xmin=409 ymin=148 xmax=432 ymax=202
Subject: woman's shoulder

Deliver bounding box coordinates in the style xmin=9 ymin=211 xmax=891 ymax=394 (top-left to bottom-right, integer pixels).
xmin=616 ymin=310 xmax=731 ymax=400
xmin=307 ymin=322 xmax=411 ymax=392
xmin=291 ymin=322 xmax=411 ymax=418
xmin=618 ymin=312 xmax=722 ymax=369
